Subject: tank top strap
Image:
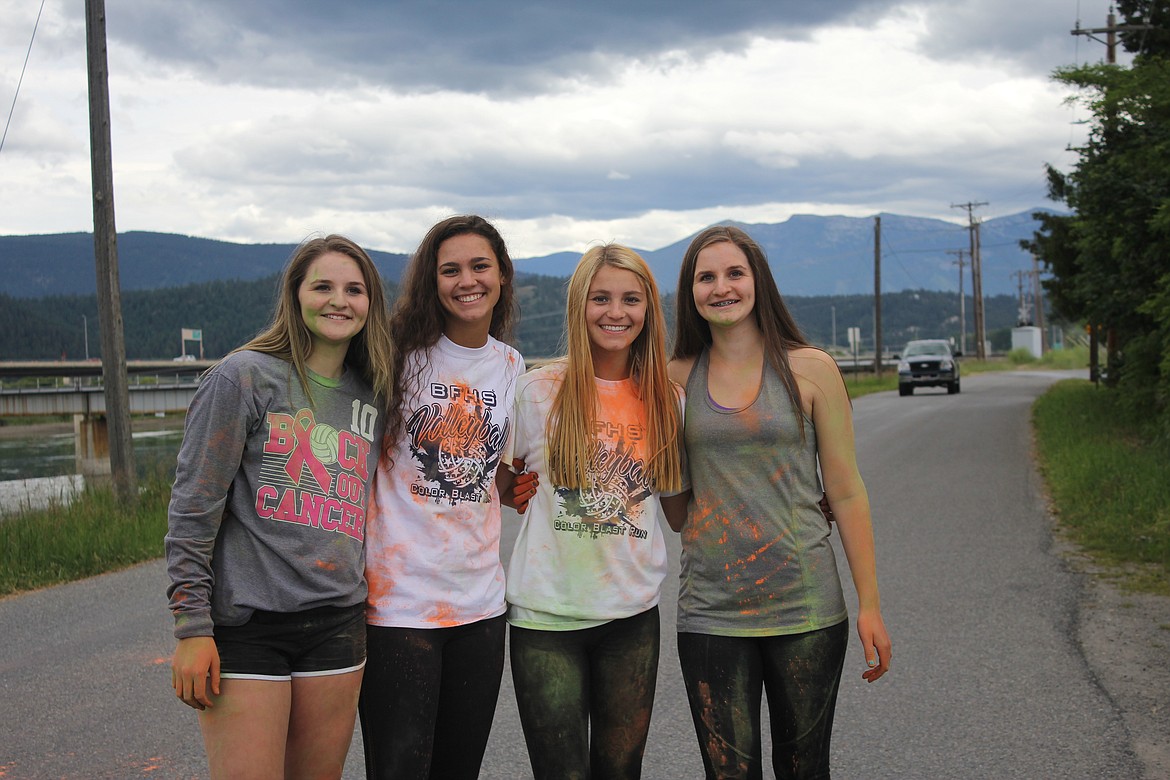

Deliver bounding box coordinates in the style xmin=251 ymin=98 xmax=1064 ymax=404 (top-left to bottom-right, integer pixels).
xmin=684 ymin=349 xmax=711 ymax=403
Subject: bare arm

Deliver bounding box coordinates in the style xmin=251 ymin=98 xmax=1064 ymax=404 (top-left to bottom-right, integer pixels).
xmin=798 ymin=349 xmax=892 ymax=682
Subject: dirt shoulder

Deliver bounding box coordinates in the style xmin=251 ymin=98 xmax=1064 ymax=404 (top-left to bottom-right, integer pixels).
xmin=1065 ymin=544 xmax=1170 ymax=779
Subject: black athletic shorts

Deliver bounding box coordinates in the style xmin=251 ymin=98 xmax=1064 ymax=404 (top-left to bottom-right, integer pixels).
xmin=215 ymin=602 xmax=367 ymax=681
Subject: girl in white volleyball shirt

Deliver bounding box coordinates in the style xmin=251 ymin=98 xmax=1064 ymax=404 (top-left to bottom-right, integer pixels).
xmin=359 ymin=215 xmax=530 ymax=780
xmin=503 ymin=244 xmax=686 ymax=780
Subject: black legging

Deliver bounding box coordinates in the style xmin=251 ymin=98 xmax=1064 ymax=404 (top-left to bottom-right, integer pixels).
xmin=677 ymin=621 xmax=849 ymax=780
xmin=358 ymin=615 xmax=506 ymax=780
xmin=510 ymin=606 xmax=661 ymax=780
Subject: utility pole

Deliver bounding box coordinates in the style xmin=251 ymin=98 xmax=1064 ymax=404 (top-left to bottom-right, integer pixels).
xmin=1031 ymin=253 xmax=1046 ymax=351
xmin=873 ymin=216 xmax=882 ymax=376
xmin=947 ymin=249 xmax=967 ymax=354
xmin=1011 ymin=270 xmax=1031 ymax=325
xmin=1071 ymin=9 xmax=1152 ymax=64
xmin=952 ymin=201 xmax=988 ymax=359
xmin=86 ymin=0 xmax=136 ymax=503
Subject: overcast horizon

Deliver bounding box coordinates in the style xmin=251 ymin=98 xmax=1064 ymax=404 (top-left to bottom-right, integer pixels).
xmin=0 ymin=1 xmax=1122 ymax=260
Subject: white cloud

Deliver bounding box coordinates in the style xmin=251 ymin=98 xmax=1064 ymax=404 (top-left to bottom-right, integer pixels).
xmin=0 ymin=0 xmax=1113 ymax=258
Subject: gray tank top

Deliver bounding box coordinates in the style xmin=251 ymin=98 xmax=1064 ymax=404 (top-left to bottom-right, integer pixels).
xmin=677 ymin=349 xmax=847 ymax=635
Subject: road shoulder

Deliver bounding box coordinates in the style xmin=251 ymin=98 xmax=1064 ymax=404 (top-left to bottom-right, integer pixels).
xmin=1065 ymin=545 xmax=1170 ymax=780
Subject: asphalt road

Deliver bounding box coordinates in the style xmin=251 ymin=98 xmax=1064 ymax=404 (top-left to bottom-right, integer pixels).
xmin=0 ymin=369 xmax=1153 ymax=779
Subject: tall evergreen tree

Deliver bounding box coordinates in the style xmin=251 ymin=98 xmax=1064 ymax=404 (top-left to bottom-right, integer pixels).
xmin=1027 ymin=4 xmax=1170 ymax=423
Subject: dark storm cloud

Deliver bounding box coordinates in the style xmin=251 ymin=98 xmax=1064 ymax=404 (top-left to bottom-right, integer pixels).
xmin=109 ymin=0 xmax=918 ymax=93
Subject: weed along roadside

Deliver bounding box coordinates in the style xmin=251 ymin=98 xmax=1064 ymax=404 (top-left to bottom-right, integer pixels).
xmin=1032 ymin=378 xmax=1170 ymax=779
xmin=0 ymin=415 xmax=182 ymax=595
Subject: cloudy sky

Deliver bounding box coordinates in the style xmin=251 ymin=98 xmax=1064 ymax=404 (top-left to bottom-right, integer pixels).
xmin=0 ymin=0 xmax=1123 ymax=259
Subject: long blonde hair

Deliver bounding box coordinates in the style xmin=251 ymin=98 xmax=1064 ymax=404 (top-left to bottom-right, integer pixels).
xmin=548 ymin=244 xmax=682 ymax=493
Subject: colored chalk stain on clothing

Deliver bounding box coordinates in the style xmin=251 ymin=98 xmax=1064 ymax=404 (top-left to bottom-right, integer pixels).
xmin=365 ymin=335 xmax=523 ymax=630
xmin=504 ymin=362 xmax=685 ymax=628
xmin=677 ymin=350 xmax=847 ymax=637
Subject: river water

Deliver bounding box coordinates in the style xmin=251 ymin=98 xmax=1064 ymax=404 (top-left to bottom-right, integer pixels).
xmin=0 ymin=426 xmax=184 ymax=514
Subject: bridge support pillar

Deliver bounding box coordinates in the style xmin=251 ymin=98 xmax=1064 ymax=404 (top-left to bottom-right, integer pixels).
xmin=74 ymin=413 xmax=112 ymax=478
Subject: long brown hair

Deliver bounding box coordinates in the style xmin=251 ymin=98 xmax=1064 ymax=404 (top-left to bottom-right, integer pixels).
xmin=549 ymin=244 xmax=681 ymax=493
xmin=237 ymin=233 xmax=394 ymax=406
xmin=384 ymin=215 xmax=517 ymax=456
xmin=672 ymin=225 xmax=809 ymax=435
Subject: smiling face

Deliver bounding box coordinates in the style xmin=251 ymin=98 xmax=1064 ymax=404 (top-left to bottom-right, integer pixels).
xmin=436 ymin=232 xmax=504 ymax=347
xmin=586 ymin=264 xmax=647 ymax=371
xmin=692 ymin=240 xmax=756 ymax=330
xmin=298 ymin=250 xmax=370 ymax=356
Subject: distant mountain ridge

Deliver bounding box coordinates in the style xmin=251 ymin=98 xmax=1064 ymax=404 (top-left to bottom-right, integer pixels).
xmin=0 ymin=210 xmax=1055 ymax=298
xmin=513 ymin=210 xmax=1056 ymax=298
xmin=0 ymin=232 xmax=411 ymax=298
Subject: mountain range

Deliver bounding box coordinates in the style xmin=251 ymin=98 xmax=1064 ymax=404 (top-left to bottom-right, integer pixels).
xmin=0 ymin=210 xmax=1053 ymax=299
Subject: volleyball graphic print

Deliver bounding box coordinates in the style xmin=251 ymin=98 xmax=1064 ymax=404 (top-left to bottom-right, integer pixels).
xmin=309 ymin=422 xmax=340 ymax=465
xmin=556 ymin=435 xmax=653 ymax=535
xmin=405 ymin=382 xmax=508 ymax=505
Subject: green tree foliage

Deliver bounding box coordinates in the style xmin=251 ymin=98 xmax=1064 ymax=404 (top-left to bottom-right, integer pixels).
xmin=1026 ymin=7 xmax=1170 ymax=426
xmin=1116 ymin=0 xmax=1170 ymax=57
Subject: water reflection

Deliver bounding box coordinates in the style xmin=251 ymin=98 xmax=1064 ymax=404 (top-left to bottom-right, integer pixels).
xmin=0 ymin=425 xmax=183 ymax=513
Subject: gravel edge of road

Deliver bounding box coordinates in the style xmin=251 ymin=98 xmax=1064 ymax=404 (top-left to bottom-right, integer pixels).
xmin=1056 ymin=534 xmax=1170 ymax=779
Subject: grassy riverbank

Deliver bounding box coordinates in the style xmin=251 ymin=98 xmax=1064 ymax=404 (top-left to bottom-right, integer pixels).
xmin=0 ymin=469 xmax=173 ymax=595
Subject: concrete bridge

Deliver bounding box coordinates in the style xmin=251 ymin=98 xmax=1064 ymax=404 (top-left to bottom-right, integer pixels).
xmin=0 ymin=372 xmax=202 ymax=478
xmin=0 ymin=354 xmax=882 ymax=477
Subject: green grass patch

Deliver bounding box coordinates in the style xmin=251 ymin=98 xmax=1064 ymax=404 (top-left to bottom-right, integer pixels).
xmin=843 ymin=373 xmax=898 ymax=398
xmin=1033 ymin=380 xmax=1170 ymax=596
xmin=0 ymin=472 xmax=172 ymax=596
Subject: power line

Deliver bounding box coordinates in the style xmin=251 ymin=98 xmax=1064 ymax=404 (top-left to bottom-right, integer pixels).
xmin=0 ymin=0 xmax=47 ymax=158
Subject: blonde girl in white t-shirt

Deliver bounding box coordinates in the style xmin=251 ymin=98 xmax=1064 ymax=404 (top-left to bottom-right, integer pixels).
xmin=503 ymin=243 xmax=686 ymax=780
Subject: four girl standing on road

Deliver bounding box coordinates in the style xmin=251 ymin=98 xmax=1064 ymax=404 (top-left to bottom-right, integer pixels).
xmin=668 ymin=225 xmax=891 ymax=779
xmin=166 ymin=235 xmax=393 ymax=779
xmin=167 ymin=221 xmax=889 ymax=779
xmin=358 ymin=215 xmax=527 ymax=779
xmin=503 ymin=244 xmax=686 ymax=779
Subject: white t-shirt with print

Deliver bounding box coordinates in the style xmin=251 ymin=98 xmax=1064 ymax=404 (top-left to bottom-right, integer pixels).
xmin=365 ymin=335 xmax=523 ymax=629
xmin=504 ymin=361 xmax=684 ymax=630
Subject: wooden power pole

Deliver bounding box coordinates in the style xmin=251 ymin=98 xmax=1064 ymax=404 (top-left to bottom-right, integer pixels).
xmin=873 ymin=216 xmax=882 ymax=376
xmin=952 ymin=201 xmax=988 ymax=358
xmin=86 ymin=0 xmax=136 ymax=503
xmin=947 ymin=249 xmax=967 ymax=354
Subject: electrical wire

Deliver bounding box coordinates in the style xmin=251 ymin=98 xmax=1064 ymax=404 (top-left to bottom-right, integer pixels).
xmin=0 ymin=0 xmax=48 ymax=159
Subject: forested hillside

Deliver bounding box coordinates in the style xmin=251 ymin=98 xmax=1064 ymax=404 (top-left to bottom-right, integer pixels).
xmin=0 ymin=270 xmax=1032 ymax=361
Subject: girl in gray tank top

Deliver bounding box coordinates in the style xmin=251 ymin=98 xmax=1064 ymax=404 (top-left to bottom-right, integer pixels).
xmin=667 ymin=226 xmax=892 ymax=779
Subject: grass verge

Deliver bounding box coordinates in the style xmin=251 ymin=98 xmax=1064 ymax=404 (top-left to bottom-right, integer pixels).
xmin=0 ymin=472 xmax=172 ymax=597
xmin=1033 ymin=379 xmax=1170 ymax=596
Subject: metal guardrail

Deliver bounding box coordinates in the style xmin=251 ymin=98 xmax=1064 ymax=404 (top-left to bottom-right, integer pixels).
xmin=0 ymin=382 xmax=199 ymax=416
xmin=0 ymin=359 xmax=214 ymax=379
